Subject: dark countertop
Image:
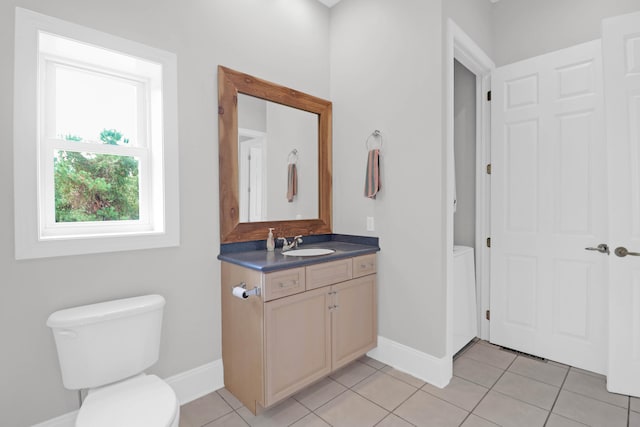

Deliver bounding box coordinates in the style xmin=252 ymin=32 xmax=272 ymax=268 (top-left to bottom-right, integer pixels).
xmin=218 ymin=234 xmax=379 ymax=272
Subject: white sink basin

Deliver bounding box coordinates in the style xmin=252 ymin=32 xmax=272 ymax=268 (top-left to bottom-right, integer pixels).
xmin=283 ymin=248 xmax=335 ymax=257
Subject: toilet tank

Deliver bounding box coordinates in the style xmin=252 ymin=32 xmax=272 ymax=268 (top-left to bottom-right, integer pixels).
xmin=47 ymin=295 xmax=165 ymax=390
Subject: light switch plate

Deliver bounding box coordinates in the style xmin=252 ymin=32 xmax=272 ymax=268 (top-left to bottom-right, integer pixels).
xmin=366 ymin=216 xmax=375 ymax=231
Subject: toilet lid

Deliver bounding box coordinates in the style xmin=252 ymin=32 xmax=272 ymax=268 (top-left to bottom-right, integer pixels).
xmin=76 ymin=375 xmax=178 ymax=427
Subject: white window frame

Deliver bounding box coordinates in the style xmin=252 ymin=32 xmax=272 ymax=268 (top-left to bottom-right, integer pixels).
xmin=14 ymin=8 xmax=179 ymax=259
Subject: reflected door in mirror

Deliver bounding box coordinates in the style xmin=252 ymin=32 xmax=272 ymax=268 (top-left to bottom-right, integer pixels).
xmin=238 ymin=93 xmax=319 ymax=222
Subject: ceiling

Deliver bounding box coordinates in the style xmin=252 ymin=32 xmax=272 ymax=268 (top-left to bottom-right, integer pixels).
xmin=317 ymin=0 xmax=342 ymax=7
xmin=317 ymin=0 xmax=499 ymax=7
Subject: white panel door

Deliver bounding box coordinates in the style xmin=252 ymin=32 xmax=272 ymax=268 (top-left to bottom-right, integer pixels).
xmin=491 ymin=41 xmax=608 ymax=373
xmin=603 ymin=11 xmax=640 ymax=396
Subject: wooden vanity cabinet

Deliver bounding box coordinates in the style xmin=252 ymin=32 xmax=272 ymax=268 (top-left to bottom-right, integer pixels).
xmin=221 ymin=254 xmax=377 ymax=414
xmin=331 ymin=274 xmax=377 ymax=370
xmin=264 ymin=287 xmax=331 ymax=404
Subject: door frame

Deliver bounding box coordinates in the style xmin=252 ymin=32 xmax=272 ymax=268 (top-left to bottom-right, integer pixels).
xmin=238 ymin=128 xmax=268 ymax=222
xmin=445 ymin=20 xmax=494 ymax=362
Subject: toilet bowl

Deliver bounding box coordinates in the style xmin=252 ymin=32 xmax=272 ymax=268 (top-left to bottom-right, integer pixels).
xmin=47 ymin=295 xmax=179 ymax=427
xmin=453 ymin=246 xmax=478 ymax=354
xmin=77 ymin=374 xmax=179 ymax=427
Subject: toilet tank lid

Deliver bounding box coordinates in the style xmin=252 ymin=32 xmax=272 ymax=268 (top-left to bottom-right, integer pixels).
xmin=47 ymin=295 xmax=165 ymax=328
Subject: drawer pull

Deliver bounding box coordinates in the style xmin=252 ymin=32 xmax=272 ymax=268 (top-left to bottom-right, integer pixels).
xmin=278 ymin=280 xmax=298 ymax=288
xmin=360 ymin=263 xmax=373 ymax=269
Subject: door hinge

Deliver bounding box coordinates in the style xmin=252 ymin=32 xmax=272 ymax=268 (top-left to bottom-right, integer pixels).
xmin=486 ymin=237 xmax=491 ymax=248
xmin=486 ymin=310 xmax=491 ymax=321
xmin=486 ymin=164 xmax=492 ymax=175
xmin=487 ymin=90 xmax=492 ymax=101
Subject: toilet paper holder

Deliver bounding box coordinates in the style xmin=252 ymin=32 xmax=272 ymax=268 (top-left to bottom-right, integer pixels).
xmin=232 ymin=282 xmax=261 ymax=299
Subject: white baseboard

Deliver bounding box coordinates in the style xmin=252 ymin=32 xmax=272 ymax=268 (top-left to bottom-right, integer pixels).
xmin=165 ymin=358 xmax=224 ymax=405
xmin=32 ymin=359 xmax=224 ymax=427
xmin=367 ymin=336 xmax=452 ymax=388
xmin=34 ymin=338 xmax=450 ymax=426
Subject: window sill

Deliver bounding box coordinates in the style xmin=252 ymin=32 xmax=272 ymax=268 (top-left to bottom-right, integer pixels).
xmin=16 ymin=229 xmax=180 ymax=260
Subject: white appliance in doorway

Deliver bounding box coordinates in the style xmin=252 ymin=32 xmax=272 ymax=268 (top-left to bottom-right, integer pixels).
xmin=453 ymin=245 xmax=478 ymax=354
xmin=491 ymin=10 xmax=640 ymax=397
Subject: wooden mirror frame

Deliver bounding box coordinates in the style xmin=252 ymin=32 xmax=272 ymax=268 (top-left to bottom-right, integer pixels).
xmin=218 ymin=66 xmax=332 ymax=243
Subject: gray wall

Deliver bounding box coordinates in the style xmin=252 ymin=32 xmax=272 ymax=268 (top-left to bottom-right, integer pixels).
xmin=491 ymin=0 xmax=640 ymax=66
xmin=444 ymin=0 xmax=493 ymax=59
xmin=453 ymin=60 xmax=476 ymax=248
xmin=6 ymin=1 xmax=640 ymax=425
xmin=0 ymin=0 xmax=329 ymax=425
xmin=331 ymin=0 xmax=446 ymax=357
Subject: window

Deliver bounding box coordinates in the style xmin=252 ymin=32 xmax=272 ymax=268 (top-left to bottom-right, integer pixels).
xmin=14 ymin=8 xmax=179 ymax=259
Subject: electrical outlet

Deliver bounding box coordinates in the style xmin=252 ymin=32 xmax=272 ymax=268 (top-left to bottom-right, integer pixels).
xmin=366 ymin=216 xmax=375 ymax=231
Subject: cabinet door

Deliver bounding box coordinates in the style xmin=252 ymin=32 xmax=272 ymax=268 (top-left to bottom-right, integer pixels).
xmin=331 ymin=275 xmax=377 ymax=370
xmin=264 ymin=287 xmax=331 ymax=406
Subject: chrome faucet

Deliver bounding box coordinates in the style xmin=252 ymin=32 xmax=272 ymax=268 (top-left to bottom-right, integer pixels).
xmin=278 ymin=235 xmax=303 ymax=252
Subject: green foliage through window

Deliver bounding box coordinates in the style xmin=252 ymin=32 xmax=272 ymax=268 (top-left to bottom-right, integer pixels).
xmin=54 ymin=130 xmax=139 ymax=222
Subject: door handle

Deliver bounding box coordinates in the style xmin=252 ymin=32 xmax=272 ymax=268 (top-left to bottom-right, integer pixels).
xmin=614 ymin=247 xmax=640 ymax=257
xmin=585 ymin=243 xmax=610 ymax=255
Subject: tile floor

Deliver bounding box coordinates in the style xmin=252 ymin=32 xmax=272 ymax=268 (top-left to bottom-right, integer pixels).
xmin=179 ymin=340 xmax=640 ymax=427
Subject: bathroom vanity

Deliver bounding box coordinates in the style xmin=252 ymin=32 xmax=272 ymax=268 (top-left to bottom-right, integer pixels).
xmin=216 ymin=67 xmax=379 ymax=414
xmin=219 ymin=237 xmax=378 ymax=414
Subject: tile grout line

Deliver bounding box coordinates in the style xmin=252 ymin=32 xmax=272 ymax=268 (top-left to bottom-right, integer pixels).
xmin=457 ymin=347 xmax=520 ymax=426
xmin=304 ymin=359 xmax=386 ymax=427
xmin=195 ymin=346 xmax=637 ymax=427
xmin=302 ymin=387 xmax=349 ymax=424
xmin=373 ymin=412 xmax=417 ymax=427
xmin=542 ymin=361 xmax=571 ymax=426
xmin=563 ymin=368 xmax=631 ymax=410
xmin=345 ymin=358 xmax=423 ymax=426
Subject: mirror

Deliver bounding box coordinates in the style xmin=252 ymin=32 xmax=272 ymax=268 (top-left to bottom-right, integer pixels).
xmin=218 ymin=66 xmax=332 ymax=243
xmin=237 ymin=94 xmax=318 ymax=222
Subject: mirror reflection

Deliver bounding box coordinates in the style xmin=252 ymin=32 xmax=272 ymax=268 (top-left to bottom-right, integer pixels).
xmin=237 ymin=93 xmax=318 ymax=222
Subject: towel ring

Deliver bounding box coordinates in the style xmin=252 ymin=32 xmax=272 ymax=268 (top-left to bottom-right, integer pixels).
xmin=366 ymin=130 xmax=383 ymax=150
xmin=288 ymin=149 xmax=298 ymax=164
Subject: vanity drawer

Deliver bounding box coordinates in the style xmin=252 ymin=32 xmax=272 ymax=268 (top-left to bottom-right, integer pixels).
xmin=353 ymin=254 xmax=377 ymax=278
xmin=306 ymin=259 xmax=352 ymax=290
xmin=264 ymin=268 xmax=306 ymax=301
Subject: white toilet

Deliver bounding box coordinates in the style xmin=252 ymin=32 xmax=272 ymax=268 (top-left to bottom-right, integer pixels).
xmin=453 ymin=246 xmax=478 ymax=354
xmin=47 ymin=295 xmax=179 ymax=427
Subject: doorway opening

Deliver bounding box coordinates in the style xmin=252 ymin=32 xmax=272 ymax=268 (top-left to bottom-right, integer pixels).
xmin=445 ymin=20 xmax=494 ymax=365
